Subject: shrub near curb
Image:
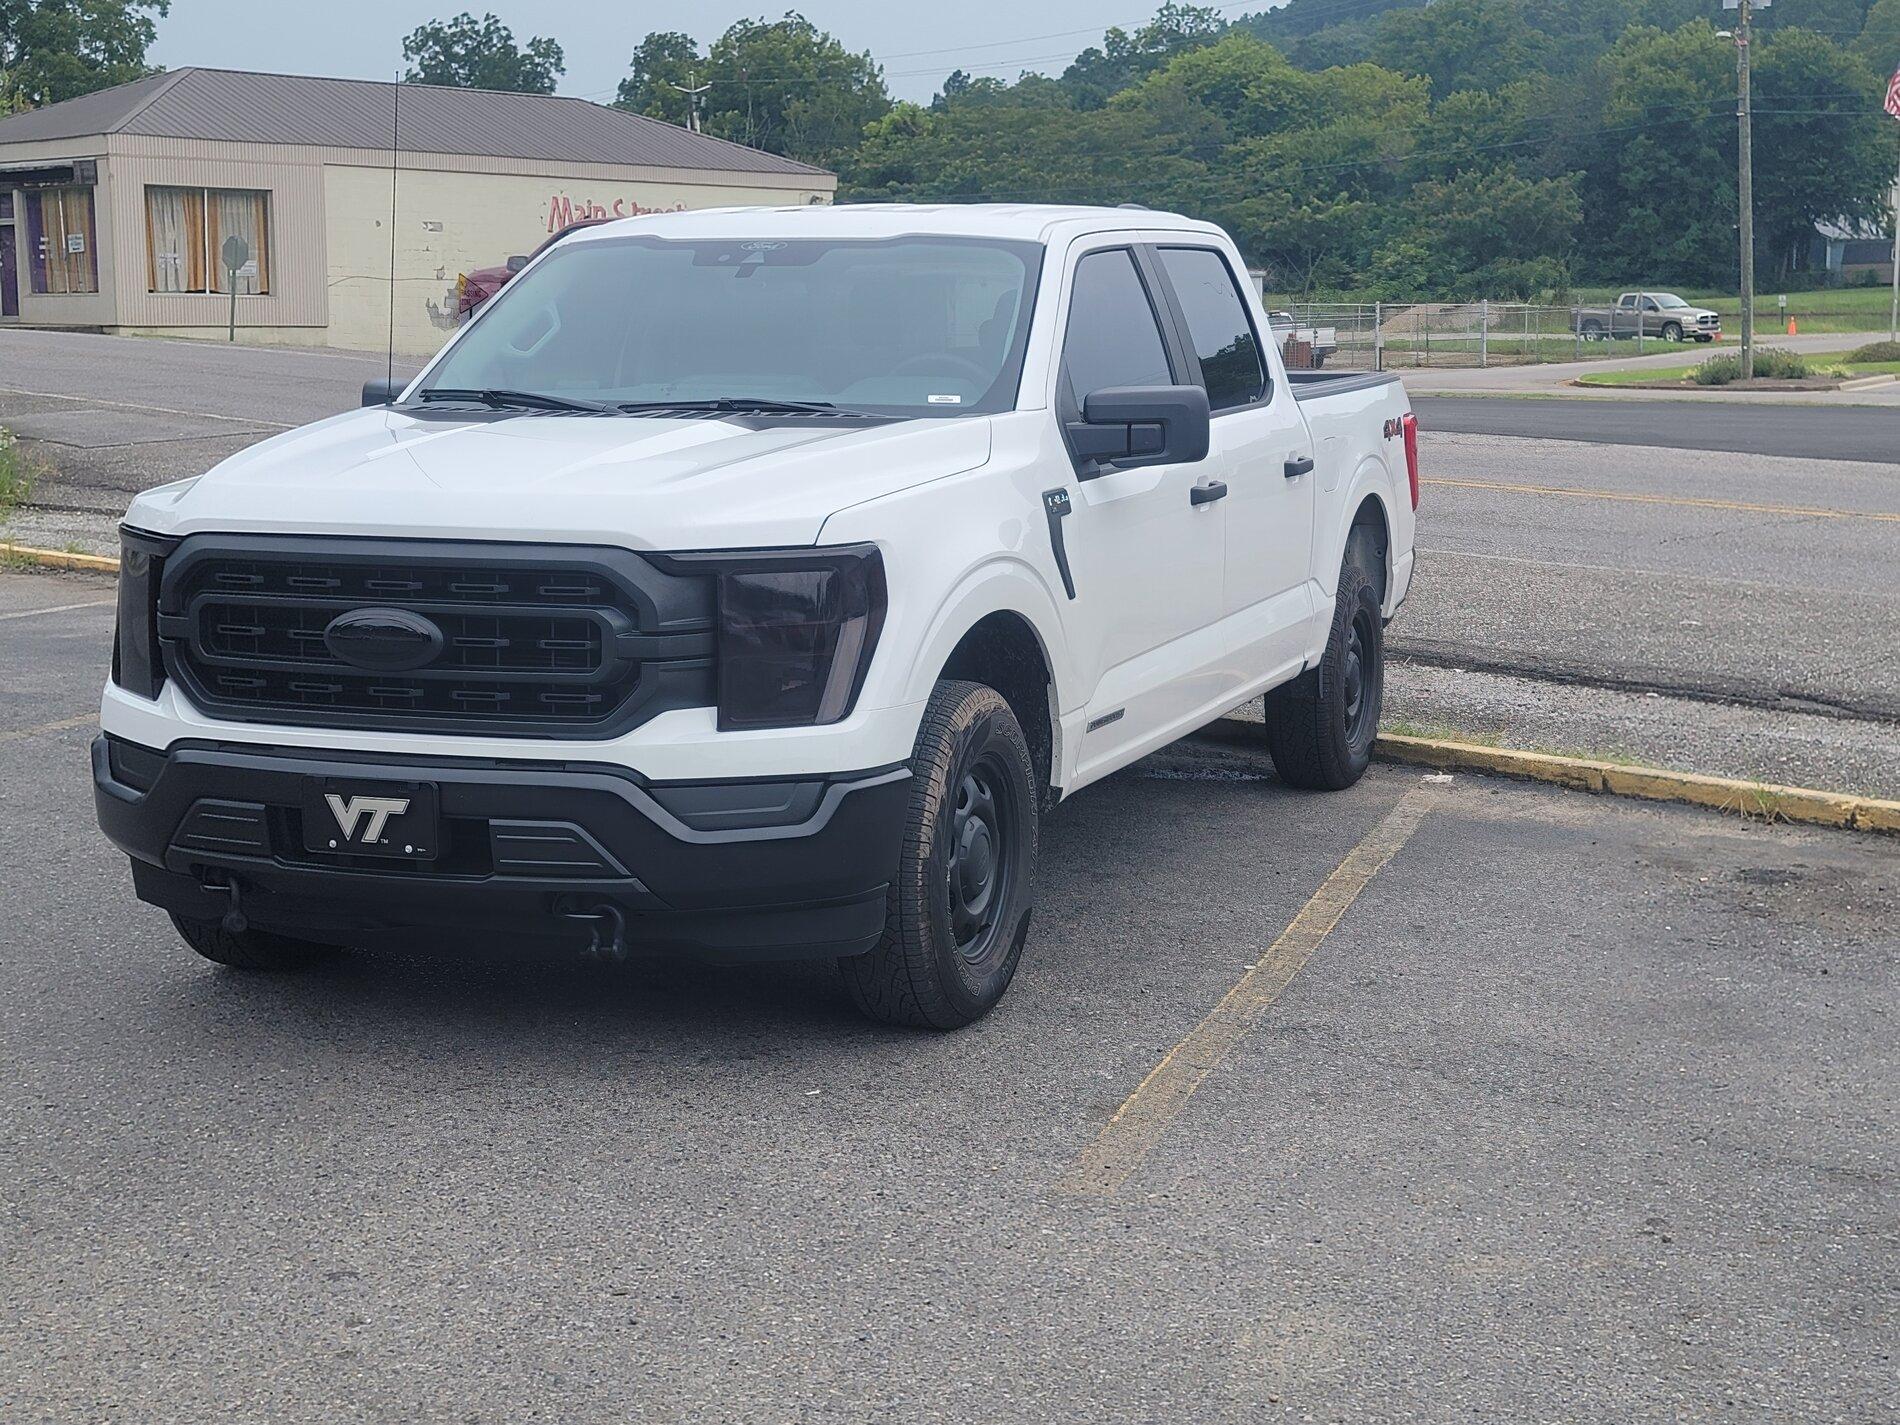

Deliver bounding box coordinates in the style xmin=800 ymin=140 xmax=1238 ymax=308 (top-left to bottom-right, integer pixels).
xmin=0 ymin=427 xmax=34 ymax=513
xmin=1844 ymin=340 xmax=1900 ymax=364
xmin=1692 ymin=347 xmax=1810 ymax=385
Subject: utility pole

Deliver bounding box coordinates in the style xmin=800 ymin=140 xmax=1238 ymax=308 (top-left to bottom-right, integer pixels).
xmin=1889 ymin=172 xmax=1898 ymax=343
xmin=666 ymin=71 xmax=710 ymax=133
xmin=1736 ymin=0 xmax=1756 ymax=379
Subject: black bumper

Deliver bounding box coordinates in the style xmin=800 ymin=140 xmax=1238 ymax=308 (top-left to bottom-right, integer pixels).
xmin=93 ymin=735 xmax=909 ymax=962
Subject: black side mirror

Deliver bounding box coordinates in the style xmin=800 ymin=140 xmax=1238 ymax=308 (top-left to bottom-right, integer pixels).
xmin=1068 ymin=384 xmax=1210 ymax=476
xmin=505 ymin=255 xmax=529 ymax=273
xmin=361 ymin=377 xmax=406 ymax=407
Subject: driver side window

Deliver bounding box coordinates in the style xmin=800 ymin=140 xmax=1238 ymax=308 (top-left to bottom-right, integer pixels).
xmin=1062 ymin=248 xmax=1174 ymax=404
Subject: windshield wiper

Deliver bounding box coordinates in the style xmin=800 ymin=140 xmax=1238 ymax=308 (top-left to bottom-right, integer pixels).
xmin=615 ymin=396 xmax=875 ymax=418
xmin=414 ymin=387 xmax=608 ymax=413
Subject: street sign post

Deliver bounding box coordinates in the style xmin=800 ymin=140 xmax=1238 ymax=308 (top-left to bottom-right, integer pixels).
xmin=221 ymin=234 xmax=249 ymax=343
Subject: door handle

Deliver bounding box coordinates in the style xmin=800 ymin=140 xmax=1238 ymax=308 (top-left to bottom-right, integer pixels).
xmin=1190 ymin=480 xmax=1228 ymax=506
xmin=1284 ymin=455 xmax=1315 ymax=479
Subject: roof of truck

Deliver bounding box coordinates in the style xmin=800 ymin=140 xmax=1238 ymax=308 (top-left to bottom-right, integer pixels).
xmin=566 ymin=203 xmax=1226 ymax=245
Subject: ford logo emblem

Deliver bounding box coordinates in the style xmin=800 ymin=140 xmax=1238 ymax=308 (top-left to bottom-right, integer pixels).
xmin=323 ymin=608 xmax=445 ymax=672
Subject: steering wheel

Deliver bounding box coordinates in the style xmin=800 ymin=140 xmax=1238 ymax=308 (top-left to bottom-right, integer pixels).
xmin=888 ymin=351 xmax=990 ymax=385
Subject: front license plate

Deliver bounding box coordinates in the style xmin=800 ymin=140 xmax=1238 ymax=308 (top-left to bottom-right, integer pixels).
xmin=303 ymin=780 xmax=439 ymax=859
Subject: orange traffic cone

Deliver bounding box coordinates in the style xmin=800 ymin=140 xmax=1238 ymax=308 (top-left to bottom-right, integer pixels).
xmin=1787 ymin=317 xmax=1798 ymax=335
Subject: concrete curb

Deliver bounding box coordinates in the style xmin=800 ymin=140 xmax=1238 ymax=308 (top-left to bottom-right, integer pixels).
xmin=1372 ymin=731 xmax=1900 ymax=835
xmin=1838 ymin=373 xmax=1898 ymax=392
xmin=1 ymin=541 xmax=120 ymax=574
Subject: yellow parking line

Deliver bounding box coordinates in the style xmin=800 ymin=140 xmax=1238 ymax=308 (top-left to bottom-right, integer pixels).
xmin=0 ymin=713 xmax=95 ymax=745
xmin=1424 ymin=476 xmax=1900 ymax=523
xmin=1060 ymin=782 xmax=1438 ymax=1199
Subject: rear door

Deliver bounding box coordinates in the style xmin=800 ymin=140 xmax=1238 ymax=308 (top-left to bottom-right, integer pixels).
xmin=1149 ymin=243 xmax=1315 ymax=683
xmin=1053 ymin=242 xmax=1226 ymax=768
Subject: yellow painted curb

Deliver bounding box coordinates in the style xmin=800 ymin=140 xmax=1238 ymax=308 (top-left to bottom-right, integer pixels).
xmin=0 ymin=542 xmax=119 ymax=574
xmin=1373 ymin=732 xmax=1900 ymax=835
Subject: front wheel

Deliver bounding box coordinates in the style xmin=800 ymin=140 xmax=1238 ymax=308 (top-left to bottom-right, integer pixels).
xmin=1661 ymin=321 xmax=1683 ymax=342
xmin=1262 ymin=563 xmax=1384 ymax=791
xmin=839 ymin=680 xmax=1038 ymax=1029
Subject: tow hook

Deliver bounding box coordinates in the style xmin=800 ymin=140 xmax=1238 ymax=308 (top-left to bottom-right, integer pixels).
xmin=566 ymin=902 xmax=628 ymax=964
xmin=199 ymin=870 xmax=248 ymax=935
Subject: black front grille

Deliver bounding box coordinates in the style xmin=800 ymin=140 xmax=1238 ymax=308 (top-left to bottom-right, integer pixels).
xmin=157 ymin=537 xmax=714 ymax=738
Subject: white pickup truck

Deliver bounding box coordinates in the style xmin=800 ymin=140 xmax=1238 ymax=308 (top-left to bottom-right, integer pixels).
xmin=95 ymin=204 xmax=1418 ymax=1028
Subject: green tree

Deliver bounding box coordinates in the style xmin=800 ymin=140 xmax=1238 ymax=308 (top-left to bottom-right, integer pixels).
xmin=1059 ymin=3 xmax=1227 ymax=108
xmin=1371 ymin=0 xmax=1549 ymax=94
xmin=615 ymin=30 xmax=699 ymax=127
xmin=1753 ymin=29 xmax=1897 ymax=281
xmin=1859 ymin=0 xmax=1900 ymax=75
xmin=619 ymin=13 xmax=887 ymax=166
xmin=0 ymin=0 xmax=168 ymax=108
xmin=402 ymin=11 xmax=564 ymax=94
xmin=1382 ymin=165 xmax=1582 ymax=296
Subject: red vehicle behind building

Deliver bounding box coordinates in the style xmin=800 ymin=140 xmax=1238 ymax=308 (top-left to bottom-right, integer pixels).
xmin=456 ymin=217 xmax=611 ymax=320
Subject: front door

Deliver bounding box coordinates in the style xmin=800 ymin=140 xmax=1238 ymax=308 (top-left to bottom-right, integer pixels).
xmin=0 ymin=225 xmax=17 ymax=319
xmin=1053 ymin=242 xmax=1226 ymax=781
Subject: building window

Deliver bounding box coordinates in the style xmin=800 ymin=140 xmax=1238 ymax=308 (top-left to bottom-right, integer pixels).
xmin=27 ymin=186 xmax=99 ymax=295
xmin=146 ymin=186 xmax=272 ymax=295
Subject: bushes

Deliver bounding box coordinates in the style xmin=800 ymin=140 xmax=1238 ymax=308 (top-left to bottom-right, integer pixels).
xmin=0 ymin=427 xmax=33 ymax=512
xmin=1845 ymin=340 xmax=1900 ymax=364
xmin=1692 ymin=347 xmax=1810 ymax=385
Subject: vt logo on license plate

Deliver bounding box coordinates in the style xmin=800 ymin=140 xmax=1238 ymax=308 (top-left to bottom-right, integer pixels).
xmin=325 ymin=794 xmax=410 ymax=843
xmin=303 ymin=780 xmax=438 ymax=859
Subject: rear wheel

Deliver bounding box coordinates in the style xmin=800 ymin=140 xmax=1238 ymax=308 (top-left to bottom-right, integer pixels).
xmin=1262 ymin=563 xmax=1383 ymax=791
xmin=170 ymin=912 xmax=339 ymax=972
xmin=1580 ymin=319 xmax=1604 ymax=341
xmin=839 ymin=680 xmax=1038 ymax=1029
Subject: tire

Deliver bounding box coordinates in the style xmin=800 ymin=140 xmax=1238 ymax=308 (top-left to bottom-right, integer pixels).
xmin=1661 ymin=321 xmax=1683 ymax=342
xmin=1262 ymin=562 xmax=1384 ymax=792
xmin=1580 ymin=319 xmax=1603 ymax=341
xmin=839 ymin=680 xmax=1038 ymax=1029
xmin=170 ymin=912 xmax=339 ymax=972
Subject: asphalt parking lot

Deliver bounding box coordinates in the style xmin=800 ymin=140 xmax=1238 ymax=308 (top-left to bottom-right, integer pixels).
xmin=2 ymin=569 xmax=1893 ymax=1422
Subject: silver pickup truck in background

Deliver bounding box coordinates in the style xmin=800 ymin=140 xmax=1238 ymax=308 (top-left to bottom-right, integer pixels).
xmin=1574 ymin=292 xmax=1723 ymax=343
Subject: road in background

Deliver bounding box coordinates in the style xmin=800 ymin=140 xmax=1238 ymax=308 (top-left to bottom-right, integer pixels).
xmin=1413 ymin=395 xmax=1900 ymax=461
xmin=2 ymin=579 xmax=1893 ymax=1422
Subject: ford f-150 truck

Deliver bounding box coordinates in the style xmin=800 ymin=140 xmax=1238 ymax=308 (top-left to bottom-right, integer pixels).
xmin=95 ymin=204 xmax=1418 ymax=1028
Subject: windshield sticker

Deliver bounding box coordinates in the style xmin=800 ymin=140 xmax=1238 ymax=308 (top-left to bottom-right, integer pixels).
xmin=928 ymin=394 xmax=963 ymax=405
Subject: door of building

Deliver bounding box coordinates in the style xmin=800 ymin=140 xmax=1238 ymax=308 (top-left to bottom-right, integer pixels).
xmin=1 ymin=226 xmax=18 ymax=318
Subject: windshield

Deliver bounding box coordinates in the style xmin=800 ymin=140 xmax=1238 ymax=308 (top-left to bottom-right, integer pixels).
xmin=421 ymin=234 xmax=1042 ymax=418
xmin=1654 ymin=294 xmax=1689 ymax=308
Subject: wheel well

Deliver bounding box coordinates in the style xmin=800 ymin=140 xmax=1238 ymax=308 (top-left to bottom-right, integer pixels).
xmin=1347 ymin=496 xmax=1389 ymax=606
xmin=940 ymin=612 xmax=1056 ymax=806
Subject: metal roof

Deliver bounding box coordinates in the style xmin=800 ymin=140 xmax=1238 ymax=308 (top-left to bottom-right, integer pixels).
xmin=0 ymin=67 xmax=831 ymax=178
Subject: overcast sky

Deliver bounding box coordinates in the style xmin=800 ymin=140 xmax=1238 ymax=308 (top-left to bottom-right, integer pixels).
xmin=148 ymin=2 xmax=1264 ymax=106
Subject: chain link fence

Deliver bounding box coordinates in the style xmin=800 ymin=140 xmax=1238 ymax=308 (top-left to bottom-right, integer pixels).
xmin=1258 ymin=301 xmax=1714 ymax=371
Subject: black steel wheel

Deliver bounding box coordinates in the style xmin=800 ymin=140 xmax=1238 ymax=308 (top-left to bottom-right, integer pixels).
xmin=1262 ymin=562 xmax=1384 ymax=791
xmin=839 ymin=680 xmax=1038 ymax=1029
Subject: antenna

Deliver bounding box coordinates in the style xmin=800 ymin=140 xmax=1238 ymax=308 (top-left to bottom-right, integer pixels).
xmin=386 ymin=71 xmax=400 ymax=390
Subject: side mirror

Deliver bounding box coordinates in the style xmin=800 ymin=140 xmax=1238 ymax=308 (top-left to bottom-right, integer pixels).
xmin=505 ymin=255 xmax=529 ymax=273
xmin=1067 ymin=384 xmax=1210 ymax=475
xmin=361 ymin=377 xmax=406 ymax=407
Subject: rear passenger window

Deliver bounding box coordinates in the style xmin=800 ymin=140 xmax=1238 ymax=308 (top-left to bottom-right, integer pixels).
xmin=1158 ymin=247 xmax=1266 ymax=411
xmin=1062 ymin=249 xmax=1174 ymax=401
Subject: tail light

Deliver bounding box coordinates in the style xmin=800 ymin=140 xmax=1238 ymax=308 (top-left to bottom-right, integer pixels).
xmin=1401 ymin=412 xmax=1420 ymax=510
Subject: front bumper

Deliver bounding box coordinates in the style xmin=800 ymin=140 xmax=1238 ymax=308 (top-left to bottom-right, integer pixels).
xmin=94 ymin=735 xmax=909 ymax=962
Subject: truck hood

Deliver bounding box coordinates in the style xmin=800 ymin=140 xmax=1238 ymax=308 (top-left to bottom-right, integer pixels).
xmin=126 ymin=407 xmax=993 ymax=550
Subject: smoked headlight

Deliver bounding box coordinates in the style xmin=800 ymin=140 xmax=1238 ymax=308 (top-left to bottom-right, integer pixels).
xmin=703 ymin=545 xmax=886 ymax=731
xmin=111 ymin=527 xmax=173 ymax=699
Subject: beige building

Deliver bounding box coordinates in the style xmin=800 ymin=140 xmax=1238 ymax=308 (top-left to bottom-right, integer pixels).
xmin=0 ymin=67 xmax=836 ymax=356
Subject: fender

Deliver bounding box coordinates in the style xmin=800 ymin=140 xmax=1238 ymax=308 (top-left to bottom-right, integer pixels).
xmin=1317 ymin=454 xmax=1399 ymax=601
xmin=897 ymin=556 xmax=1074 ymax=713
